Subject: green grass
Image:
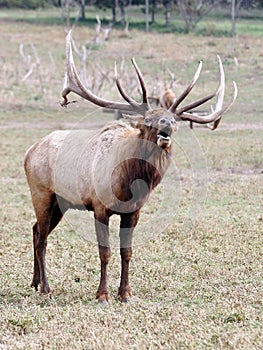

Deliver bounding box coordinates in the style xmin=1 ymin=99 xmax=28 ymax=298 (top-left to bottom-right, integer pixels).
xmin=0 ymin=10 xmax=262 ymax=349
xmin=0 ymin=6 xmax=263 ymax=36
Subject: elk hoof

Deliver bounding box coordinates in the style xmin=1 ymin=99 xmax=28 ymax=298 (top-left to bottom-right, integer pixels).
xmin=96 ymin=292 xmax=110 ymax=304
xmin=30 ymin=281 xmax=39 ymax=291
xmin=121 ymin=296 xmax=131 ymax=303
xmin=40 ymin=284 xmax=51 ymax=295
xmin=118 ymin=289 xmax=132 ymax=303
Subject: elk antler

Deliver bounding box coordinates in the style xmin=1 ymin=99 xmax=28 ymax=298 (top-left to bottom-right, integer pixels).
xmin=169 ymin=56 xmax=237 ymax=130
xmin=114 ymin=58 xmax=150 ymax=111
xmin=61 ymin=30 xmax=150 ymax=116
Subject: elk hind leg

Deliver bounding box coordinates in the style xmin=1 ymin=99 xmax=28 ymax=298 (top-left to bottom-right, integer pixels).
xmin=31 ymin=192 xmax=65 ymax=294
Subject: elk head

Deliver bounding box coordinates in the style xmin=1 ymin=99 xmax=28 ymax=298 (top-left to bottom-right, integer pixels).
xmin=61 ymin=30 xmax=237 ymax=134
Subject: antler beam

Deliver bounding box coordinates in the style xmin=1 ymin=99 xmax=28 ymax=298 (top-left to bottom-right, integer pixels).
xmin=61 ymin=30 xmax=150 ymax=116
xmin=169 ymin=56 xmax=237 ymax=130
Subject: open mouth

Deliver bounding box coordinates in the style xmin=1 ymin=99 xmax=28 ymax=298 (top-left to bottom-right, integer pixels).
xmin=157 ymin=130 xmax=171 ymax=142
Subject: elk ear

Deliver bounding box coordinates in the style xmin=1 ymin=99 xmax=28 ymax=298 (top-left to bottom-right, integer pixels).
xmin=122 ymin=114 xmax=145 ymax=128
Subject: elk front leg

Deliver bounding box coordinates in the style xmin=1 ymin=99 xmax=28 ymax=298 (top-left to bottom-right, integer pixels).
xmin=94 ymin=210 xmax=111 ymax=303
xmin=118 ymin=210 xmax=140 ymax=302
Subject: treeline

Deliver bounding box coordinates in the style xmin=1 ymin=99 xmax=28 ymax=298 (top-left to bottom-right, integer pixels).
xmin=0 ymin=0 xmax=262 ymax=10
xmin=0 ymin=0 xmax=46 ymax=8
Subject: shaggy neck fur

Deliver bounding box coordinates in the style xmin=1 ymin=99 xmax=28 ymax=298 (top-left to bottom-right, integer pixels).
xmin=113 ymin=124 xmax=172 ymax=205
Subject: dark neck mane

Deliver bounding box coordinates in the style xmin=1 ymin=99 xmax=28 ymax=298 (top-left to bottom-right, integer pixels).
xmin=119 ymin=131 xmax=172 ymax=203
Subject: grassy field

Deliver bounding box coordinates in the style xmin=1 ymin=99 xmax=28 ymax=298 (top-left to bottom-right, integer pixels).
xmin=0 ymin=8 xmax=262 ymax=350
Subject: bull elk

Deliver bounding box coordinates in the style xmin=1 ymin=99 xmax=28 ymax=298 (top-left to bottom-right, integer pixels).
xmin=24 ymin=31 xmax=237 ymax=303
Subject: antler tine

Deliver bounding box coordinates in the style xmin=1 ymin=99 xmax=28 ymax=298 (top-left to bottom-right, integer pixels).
xmin=208 ymin=118 xmax=221 ymax=130
xmin=131 ymin=58 xmax=150 ymax=108
xmin=206 ymin=105 xmax=221 ymax=130
xmin=169 ymin=61 xmax=203 ymax=113
xmin=175 ymin=56 xmax=224 ymax=114
xmin=62 ymin=30 xmax=101 ymax=106
xmin=179 ymin=81 xmax=237 ymax=125
xmin=114 ymin=62 xmax=149 ymax=114
xmin=176 ymin=90 xmax=218 ymax=115
xmin=175 ymin=56 xmax=238 ymax=128
xmin=61 ymin=31 xmax=150 ymax=116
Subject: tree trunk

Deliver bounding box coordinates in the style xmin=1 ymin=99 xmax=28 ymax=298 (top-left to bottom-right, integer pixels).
xmin=119 ymin=0 xmax=126 ymax=26
xmin=80 ymin=0 xmax=85 ymax=20
xmin=163 ymin=0 xmax=171 ymax=28
xmin=65 ymin=0 xmax=70 ymax=28
xmin=151 ymin=0 xmax=156 ymax=23
xmin=146 ymin=0 xmax=149 ymax=32
xmin=112 ymin=0 xmax=117 ymax=23
xmin=231 ymin=0 xmax=236 ymax=37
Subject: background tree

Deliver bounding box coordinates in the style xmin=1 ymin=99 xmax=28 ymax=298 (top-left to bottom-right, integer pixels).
xmin=61 ymin=0 xmax=71 ymax=28
xmin=176 ymin=0 xmax=224 ymax=33
xmin=112 ymin=0 xmax=117 ymax=22
xmin=119 ymin=0 xmax=127 ymax=26
xmin=231 ymin=0 xmax=248 ymax=37
xmin=151 ymin=0 xmax=157 ymax=23
xmin=146 ymin=0 xmax=150 ymax=31
xmin=163 ymin=0 xmax=172 ymax=27
xmin=80 ymin=0 xmax=85 ymax=19
xmin=94 ymin=0 xmax=128 ymax=26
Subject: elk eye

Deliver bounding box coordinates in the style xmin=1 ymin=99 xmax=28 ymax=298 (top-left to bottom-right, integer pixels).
xmin=145 ymin=117 xmax=151 ymax=125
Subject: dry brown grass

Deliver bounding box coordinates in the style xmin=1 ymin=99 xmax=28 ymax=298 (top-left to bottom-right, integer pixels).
xmin=0 ymin=13 xmax=262 ymax=350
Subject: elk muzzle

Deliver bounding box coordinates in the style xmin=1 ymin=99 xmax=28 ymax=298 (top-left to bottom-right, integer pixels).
xmin=157 ymin=118 xmax=176 ymax=149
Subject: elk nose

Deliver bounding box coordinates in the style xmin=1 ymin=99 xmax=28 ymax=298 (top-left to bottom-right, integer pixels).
xmin=159 ymin=118 xmax=173 ymax=128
